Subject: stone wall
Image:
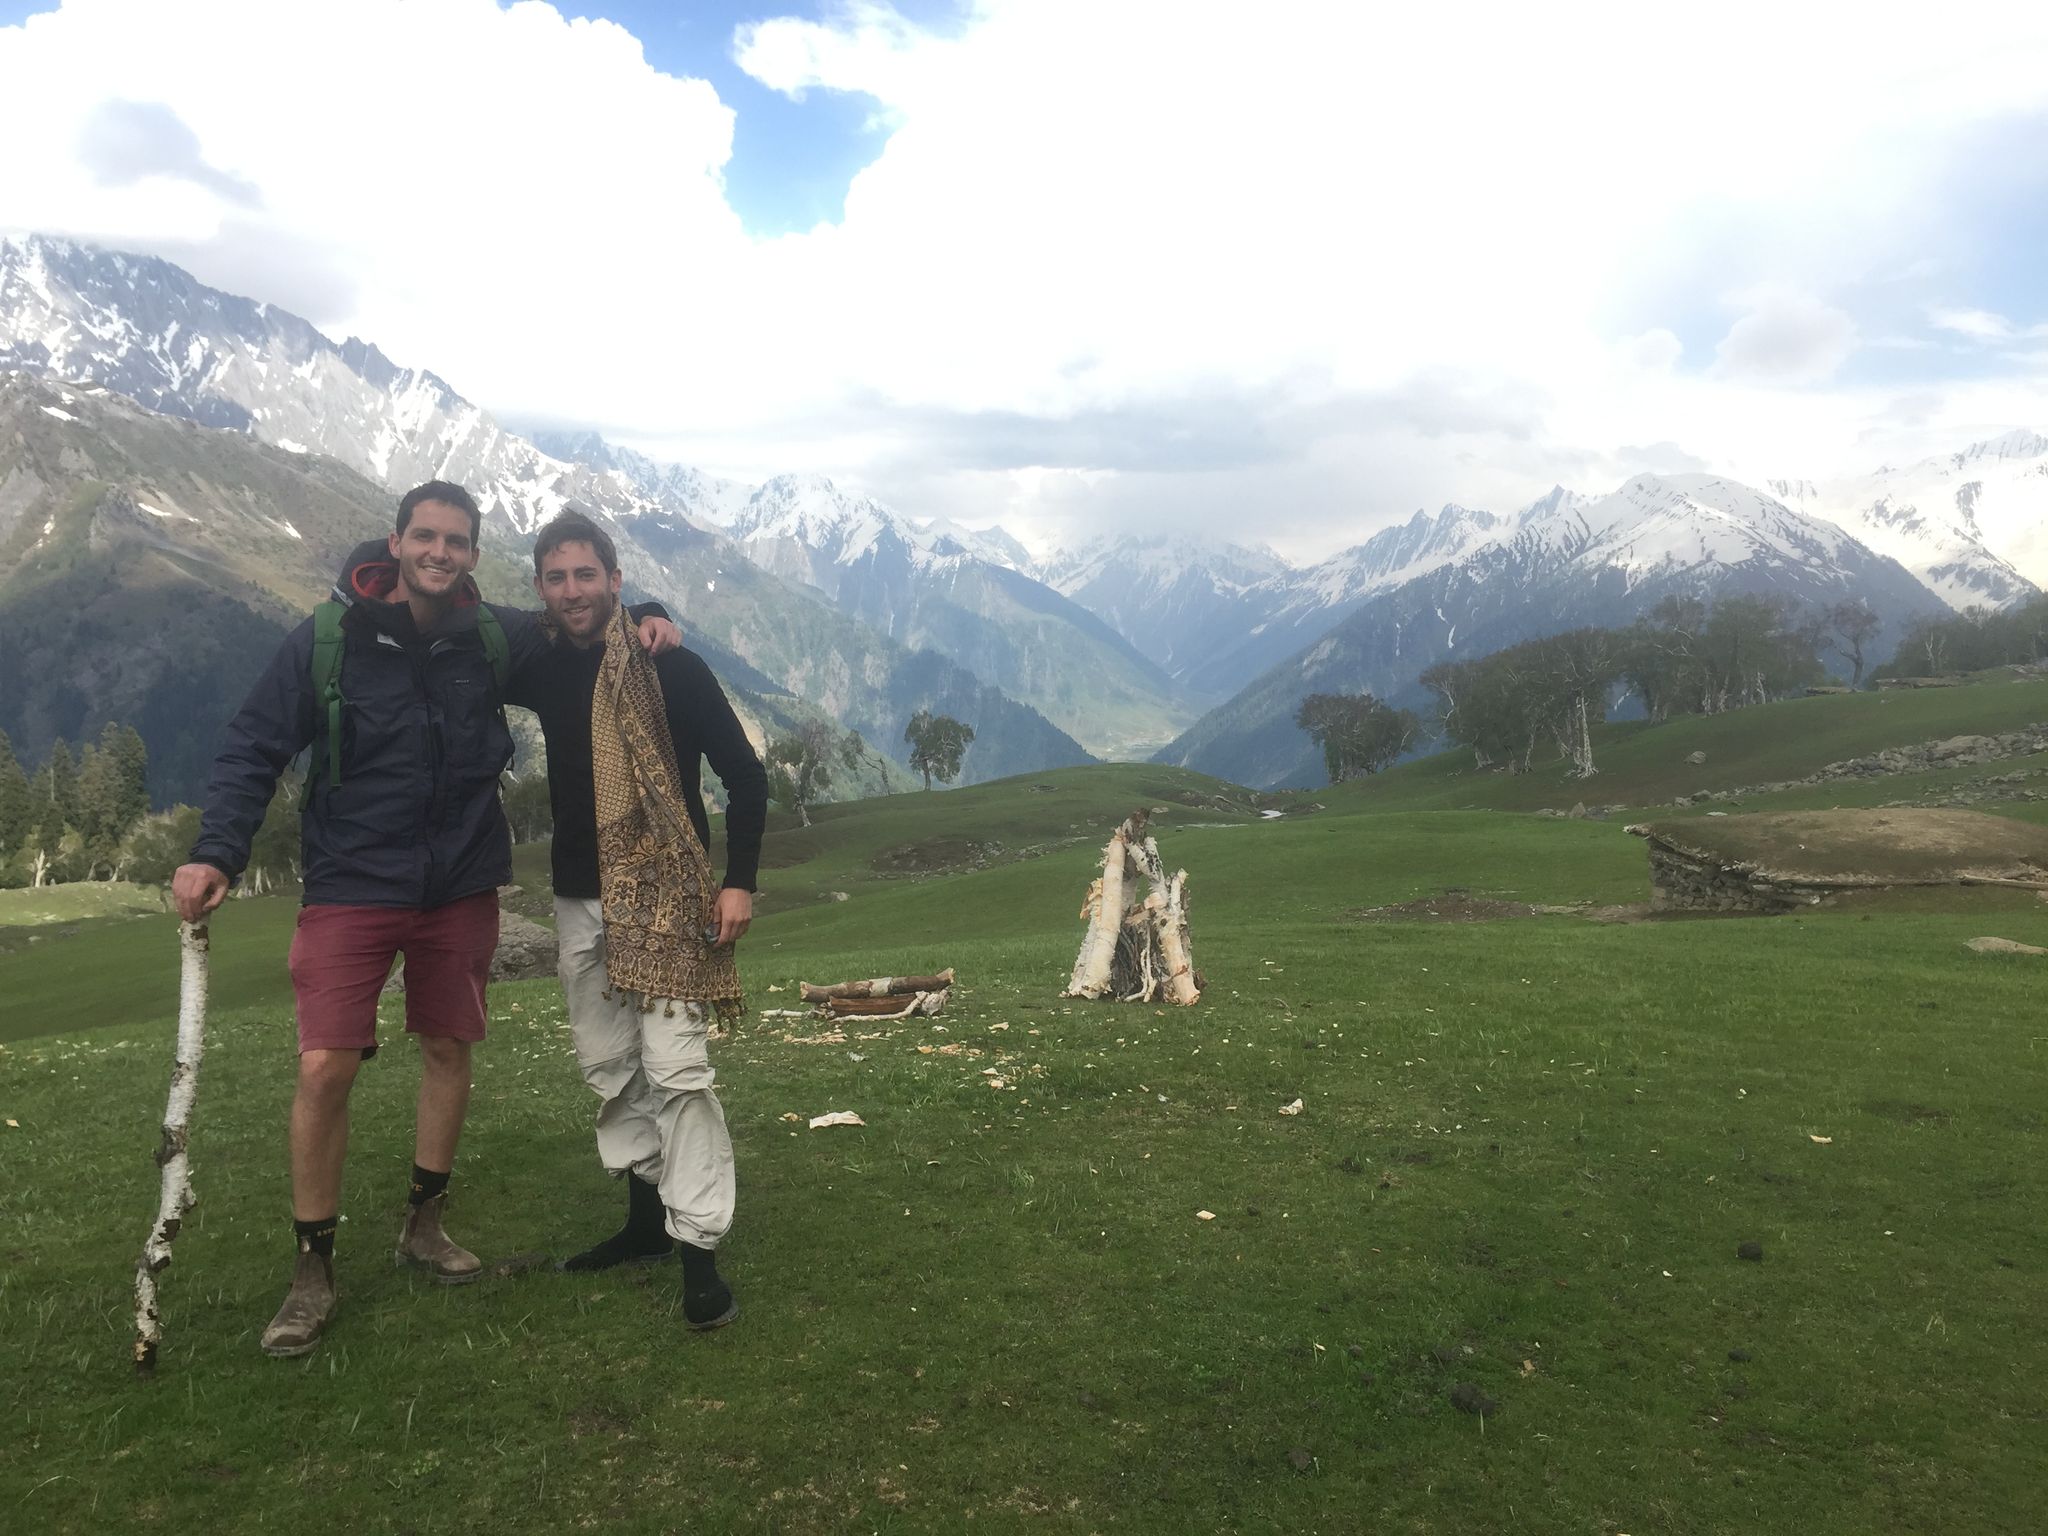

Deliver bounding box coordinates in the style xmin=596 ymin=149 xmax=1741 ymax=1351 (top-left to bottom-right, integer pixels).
xmin=1637 ymin=839 xmax=1827 ymax=914
xmin=1669 ymin=725 xmax=2048 ymax=809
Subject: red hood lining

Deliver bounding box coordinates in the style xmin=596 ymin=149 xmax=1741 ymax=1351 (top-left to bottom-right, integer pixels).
xmin=348 ymin=556 xmax=481 ymax=607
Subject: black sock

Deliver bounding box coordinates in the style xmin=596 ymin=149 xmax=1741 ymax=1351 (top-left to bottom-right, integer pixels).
xmin=294 ymin=1216 xmax=337 ymax=1258
xmin=409 ymin=1165 xmax=450 ymax=1208
xmin=627 ymin=1174 xmax=667 ymax=1239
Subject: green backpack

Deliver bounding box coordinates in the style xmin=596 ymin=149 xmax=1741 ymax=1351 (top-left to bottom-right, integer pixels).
xmin=303 ymin=600 xmax=509 ymax=804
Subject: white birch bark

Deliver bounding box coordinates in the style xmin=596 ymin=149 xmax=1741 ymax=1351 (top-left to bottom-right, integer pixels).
xmin=1155 ymin=870 xmax=1200 ymax=1006
xmin=133 ymin=922 xmax=208 ymax=1374
xmin=1064 ymin=823 xmax=1132 ymax=998
xmin=800 ymin=969 xmax=956 ymax=1002
xmin=822 ymin=989 xmax=948 ymax=1021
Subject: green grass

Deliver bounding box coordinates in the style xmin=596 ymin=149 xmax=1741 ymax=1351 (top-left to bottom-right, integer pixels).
xmin=0 ymin=881 xmax=167 ymax=931
xmin=3 ymin=763 xmax=2046 ymax=1531
xmin=0 ymin=892 xmax=300 ymax=1046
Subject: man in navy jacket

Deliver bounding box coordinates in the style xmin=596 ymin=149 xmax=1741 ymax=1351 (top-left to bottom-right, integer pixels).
xmin=172 ymin=481 xmax=675 ymax=1357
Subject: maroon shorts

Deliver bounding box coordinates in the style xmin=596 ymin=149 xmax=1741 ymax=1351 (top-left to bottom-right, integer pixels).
xmin=288 ymin=892 xmax=499 ymax=1055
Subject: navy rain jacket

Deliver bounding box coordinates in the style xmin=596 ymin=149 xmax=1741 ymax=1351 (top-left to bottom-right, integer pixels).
xmin=190 ymin=540 xmax=657 ymax=911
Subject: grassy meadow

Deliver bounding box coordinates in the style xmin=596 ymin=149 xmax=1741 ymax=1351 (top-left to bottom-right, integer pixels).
xmin=2 ymin=682 xmax=2045 ymax=1533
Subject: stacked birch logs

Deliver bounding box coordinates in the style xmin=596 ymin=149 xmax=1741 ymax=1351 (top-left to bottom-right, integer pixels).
xmin=1064 ymin=809 xmax=1202 ymax=1005
xmin=800 ymin=968 xmax=954 ymax=1020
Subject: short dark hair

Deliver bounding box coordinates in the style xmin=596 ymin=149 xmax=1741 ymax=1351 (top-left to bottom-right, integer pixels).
xmin=397 ymin=481 xmax=483 ymax=542
xmin=533 ymin=509 xmax=618 ymax=576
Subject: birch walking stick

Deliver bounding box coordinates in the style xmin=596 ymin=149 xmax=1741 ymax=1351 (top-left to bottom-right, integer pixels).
xmin=133 ymin=921 xmax=209 ymax=1375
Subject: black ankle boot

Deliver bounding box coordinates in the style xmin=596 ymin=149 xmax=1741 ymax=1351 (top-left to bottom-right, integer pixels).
xmin=678 ymin=1242 xmax=737 ymax=1330
xmin=557 ymin=1175 xmax=673 ymax=1273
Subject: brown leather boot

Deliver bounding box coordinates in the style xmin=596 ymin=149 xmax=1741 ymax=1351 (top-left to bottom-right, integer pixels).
xmin=395 ymin=1193 xmax=482 ymax=1284
xmin=261 ymin=1244 xmax=338 ymax=1358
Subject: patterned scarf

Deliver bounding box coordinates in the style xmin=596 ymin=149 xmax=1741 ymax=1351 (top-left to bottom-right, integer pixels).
xmin=589 ymin=604 xmax=744 ymax=1023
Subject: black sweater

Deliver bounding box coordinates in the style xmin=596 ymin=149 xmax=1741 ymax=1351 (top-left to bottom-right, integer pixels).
xmin=507 ymin=638 xmax=768 ymax=898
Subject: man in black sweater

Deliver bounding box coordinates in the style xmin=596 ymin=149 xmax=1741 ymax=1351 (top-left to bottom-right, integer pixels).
xmin=511 ymin=511 xmax=767 ymax=1328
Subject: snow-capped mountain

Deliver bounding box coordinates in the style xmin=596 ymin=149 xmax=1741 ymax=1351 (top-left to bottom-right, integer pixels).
xmin=0 ymin=233 xmax=629 ymax=536
xmin=0 ymin=235 xmax=1094 ymax=784
xmin=1771 ymin=430 xmax=2048 ymax=607
xmin=530 ymin=433 xmax=1186 ymax=751
xmin=525 ymin=455 xmax=1193 ymax=758
xmin=1158 ymin=473 xmax=1948 ymax=787
xmin=1042 ymin=509 xmax=1520 ymax=704
xmin=1038 ymin=532 xmax=1290 ymax=699
xmin=527 ymin=428 xmax=754 ymax=530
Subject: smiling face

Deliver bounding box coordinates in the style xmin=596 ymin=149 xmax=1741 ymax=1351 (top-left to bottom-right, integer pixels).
xmin=534 ymin=538 xmax=622 ymax=645
xmin=388 ymin=499 xmax=479 ymax=608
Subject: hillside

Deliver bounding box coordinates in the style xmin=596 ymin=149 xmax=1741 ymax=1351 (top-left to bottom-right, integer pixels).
xmin=0 ymin=376 xmax=398 ymax=801
xmin=1289 ymin=676 xmax=2048 ymax=815
xmin=0 ymin=373 xmax=1091 ymax=798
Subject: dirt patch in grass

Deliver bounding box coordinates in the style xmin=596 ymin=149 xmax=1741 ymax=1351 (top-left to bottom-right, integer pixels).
xmin=1864 ymin=1100 xmax=1954 ymax=1124
xmin=1350 ymin=892 xmax=1540 ymax=923
xmin=871 ymin=836 xmax=1000 ymax=875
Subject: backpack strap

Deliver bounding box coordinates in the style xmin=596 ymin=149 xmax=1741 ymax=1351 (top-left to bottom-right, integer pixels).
xmin=476 ymin=605 xmax=510 ymax=697
xmin=304 ymin=600 xmax=348 ymax=808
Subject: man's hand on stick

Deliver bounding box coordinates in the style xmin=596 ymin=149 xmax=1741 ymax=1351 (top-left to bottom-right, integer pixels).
xmin=171 ymin=864 xmax=229 ymax=925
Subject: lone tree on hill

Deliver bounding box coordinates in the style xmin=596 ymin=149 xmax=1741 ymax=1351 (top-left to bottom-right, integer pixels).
xmin=1824 ymin=600 xmax=1882 ymax=688
xmin=1535 ymin=627 xmax=1625 ymax=778
xmin=767 ymin=720 xmax=864 ymax=827
xmin=904 ymin=710 xmax=975 ymax=790
xmin=1294 ymin=692 xmax=1418 ymax=783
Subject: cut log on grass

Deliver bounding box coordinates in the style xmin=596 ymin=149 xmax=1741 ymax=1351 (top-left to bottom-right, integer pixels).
xmin=800 ymin=969 xmax=955 ymax=1003
xmin=134 ymin=922 xmax=209 ymax=1375
xmin=1065 ymin=810 xmax=1201 ymax=1005
xmin=825 ymin=990 xmax=948 ymax=1019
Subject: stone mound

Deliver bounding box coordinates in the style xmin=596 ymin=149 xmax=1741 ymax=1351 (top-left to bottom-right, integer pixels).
xmin=1627 ymin=809 xmax=2048 ymax=913
xmin=385 ymin=911 xmax=558 ymax=992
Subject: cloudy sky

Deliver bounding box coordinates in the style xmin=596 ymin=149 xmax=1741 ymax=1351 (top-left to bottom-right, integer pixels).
xmin=3 ymin=0 xmax=2047 ymax=559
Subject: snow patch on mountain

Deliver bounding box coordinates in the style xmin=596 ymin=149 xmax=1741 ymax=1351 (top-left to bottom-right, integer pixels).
xmin=0 ymin=233 xmax=613 ymax=538
xmin=1771 ymin=431 xmax=2047 ymax=607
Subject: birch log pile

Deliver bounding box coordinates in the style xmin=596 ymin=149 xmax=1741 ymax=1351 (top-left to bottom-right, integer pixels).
xmin=1065 ymin=810 xmax=1202 ymax=1005
xmin=134 ymin=922 xmax=209 ymax=1375
xmin=801 ymin=968 xmax=955 ymax=1021
xmin=800 ymin=970 xmax=954 ymax=1002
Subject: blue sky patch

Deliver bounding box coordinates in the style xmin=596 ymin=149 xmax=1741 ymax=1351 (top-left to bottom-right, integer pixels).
xmin=556 ymin=1 xmax=964 ymax=236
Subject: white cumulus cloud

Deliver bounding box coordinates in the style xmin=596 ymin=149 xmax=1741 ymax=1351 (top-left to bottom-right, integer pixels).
xmin=2 ymin=0 xmax=2048 ymax=555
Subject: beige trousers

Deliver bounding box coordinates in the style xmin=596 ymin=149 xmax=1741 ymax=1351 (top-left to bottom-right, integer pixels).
xmin=554 ymin=896 xmax=735 ymax=1249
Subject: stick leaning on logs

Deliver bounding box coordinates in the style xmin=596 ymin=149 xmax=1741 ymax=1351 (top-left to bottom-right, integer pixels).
xmin=134 ymin=921 xmax=209 ymax=1375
